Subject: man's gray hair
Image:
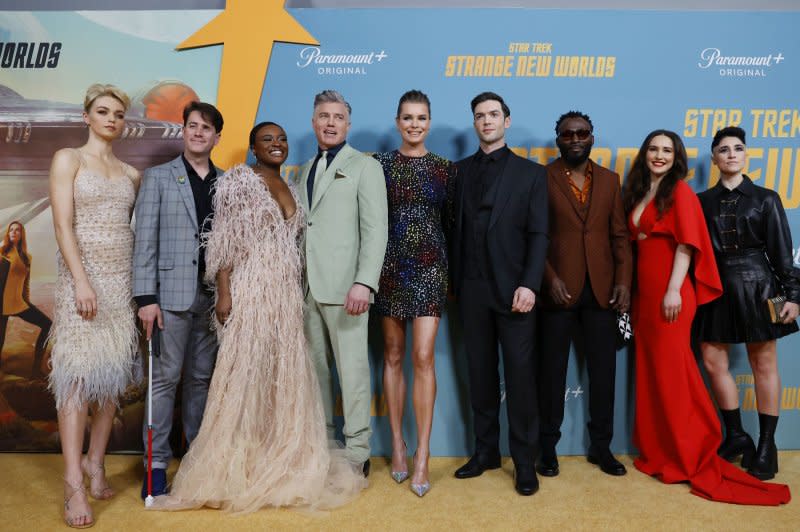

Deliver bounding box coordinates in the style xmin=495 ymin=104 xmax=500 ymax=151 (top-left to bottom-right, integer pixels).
xmin=313 ymin=89 xmax=352 ymax=116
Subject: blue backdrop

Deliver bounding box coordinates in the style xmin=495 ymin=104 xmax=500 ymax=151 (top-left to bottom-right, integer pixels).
xmin=1 ymin=7 xmax=799 ymax=456
xmin=256 ymin=9 xmax=800 ymax=456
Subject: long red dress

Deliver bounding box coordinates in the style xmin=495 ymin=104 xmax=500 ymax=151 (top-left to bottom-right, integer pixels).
xmin=629 ymin=180 xmax=790 ymax=505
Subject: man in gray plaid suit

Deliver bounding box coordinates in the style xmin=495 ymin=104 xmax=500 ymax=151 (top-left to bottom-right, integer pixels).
xmin=133 ymin=101 xmax=224 ymax=498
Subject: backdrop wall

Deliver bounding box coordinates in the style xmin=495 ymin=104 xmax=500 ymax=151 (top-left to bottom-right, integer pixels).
xmin=1 ymin=6 xmax=798 ymax=456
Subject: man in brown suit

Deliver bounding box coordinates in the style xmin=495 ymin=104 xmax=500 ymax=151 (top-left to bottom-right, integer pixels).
xmin=537 ymin=111 xmax=632 ymax=477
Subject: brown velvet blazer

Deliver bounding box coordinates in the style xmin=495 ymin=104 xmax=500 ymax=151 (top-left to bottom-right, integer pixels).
xmin=541 ymin=158 xmax=632 ymax=309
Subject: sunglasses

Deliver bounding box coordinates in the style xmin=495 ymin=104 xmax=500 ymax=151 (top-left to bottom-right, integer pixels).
xmin=558 ymin=128 xmax=592 ymax=140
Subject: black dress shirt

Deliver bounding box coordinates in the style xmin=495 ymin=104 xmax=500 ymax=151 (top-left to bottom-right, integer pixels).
xmin=307 ymin=141 xmax=345 ymax=202
xmin=462 ymin=145 xmax=511 ymax=280
xmin=183 ymin=154 xmax=218 ymax=283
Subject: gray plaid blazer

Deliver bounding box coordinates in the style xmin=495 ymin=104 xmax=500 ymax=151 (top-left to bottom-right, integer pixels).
xmin=133 ymin=156 xmax=222 ymax=312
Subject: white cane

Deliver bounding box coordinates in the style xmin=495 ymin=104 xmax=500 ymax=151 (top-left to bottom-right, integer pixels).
xmin=144 ymin=328 xmax=159 ymax=507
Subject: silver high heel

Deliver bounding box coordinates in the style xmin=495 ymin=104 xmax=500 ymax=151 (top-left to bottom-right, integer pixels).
xmin=410 ymin=452 xmax=431 ymax=497
xmin=392 ymin=470 xmax=410 ymax=483
xmin=391 ymin=441 xmax=409 ymax=483
xmin=410 ymin=480 xmax=430 ymax=497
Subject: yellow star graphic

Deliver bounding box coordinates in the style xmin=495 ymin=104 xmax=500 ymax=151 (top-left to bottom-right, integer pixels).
xmin=177 ymin=0 xmax=318 ymax=168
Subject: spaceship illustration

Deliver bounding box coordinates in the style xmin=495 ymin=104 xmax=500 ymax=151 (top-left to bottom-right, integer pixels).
xmin=0 ymin=81 xmax=198 ymax=228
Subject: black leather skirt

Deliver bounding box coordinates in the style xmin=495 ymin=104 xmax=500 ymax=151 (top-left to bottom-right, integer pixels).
xmin=695 ymin=249 xmax=799 ymax=343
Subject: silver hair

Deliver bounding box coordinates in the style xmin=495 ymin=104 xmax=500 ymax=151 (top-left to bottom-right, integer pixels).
xmin=313 ymin=89 xmax=352 ymax=116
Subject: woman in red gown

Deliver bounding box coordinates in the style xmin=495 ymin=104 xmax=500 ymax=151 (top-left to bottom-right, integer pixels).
xmin=622 ymin=129 xmax=790 ymax=505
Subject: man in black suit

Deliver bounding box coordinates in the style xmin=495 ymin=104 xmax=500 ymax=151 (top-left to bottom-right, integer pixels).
xmin=450 ymin=92 xmax=548 ymax=496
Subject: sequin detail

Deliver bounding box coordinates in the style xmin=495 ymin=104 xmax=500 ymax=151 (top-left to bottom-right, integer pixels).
xmin=372 ymin=151 xmax=455 ymax=318
xmin=48 ymin=159 xmax=138 ymax=411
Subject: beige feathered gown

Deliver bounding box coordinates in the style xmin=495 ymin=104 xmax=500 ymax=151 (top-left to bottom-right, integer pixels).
xmin=150 ymin=165 xmax=366 ymax=513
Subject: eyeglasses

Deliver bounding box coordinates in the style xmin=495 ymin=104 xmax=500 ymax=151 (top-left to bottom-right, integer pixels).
xmin=558 ymin=129 xmax=592 ymax=140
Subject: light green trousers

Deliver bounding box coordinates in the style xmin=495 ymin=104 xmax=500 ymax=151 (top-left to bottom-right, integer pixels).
xmin=304 ymin=291 xmax=372 ymax=464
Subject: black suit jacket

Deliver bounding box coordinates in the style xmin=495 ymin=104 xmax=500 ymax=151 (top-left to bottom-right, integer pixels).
xmin=450 ymin=149 xmax=549 ymax=309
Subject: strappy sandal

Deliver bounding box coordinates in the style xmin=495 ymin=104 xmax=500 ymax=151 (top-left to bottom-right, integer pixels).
xmin=63 ymin=478 xmax=94 ymax=529
xmin=81 ymin=457 xmax=114 ymax=500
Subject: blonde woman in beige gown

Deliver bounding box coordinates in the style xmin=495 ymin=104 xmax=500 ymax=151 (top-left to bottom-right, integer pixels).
xmin=151 ymin=122 xmax=366 ymax=514
xmin=49 ymin=84 xmax=140 ymax=528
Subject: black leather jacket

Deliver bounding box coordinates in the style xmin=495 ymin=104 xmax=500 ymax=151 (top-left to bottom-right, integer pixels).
xmin=698 ymin=175 xmax=800 ymax=303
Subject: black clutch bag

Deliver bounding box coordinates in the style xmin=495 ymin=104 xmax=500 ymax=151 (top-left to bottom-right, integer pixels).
xmin=766 ymin=295 xmax=787 ymax=324
xmin=616 ymin=311 xmax=633 ymax=348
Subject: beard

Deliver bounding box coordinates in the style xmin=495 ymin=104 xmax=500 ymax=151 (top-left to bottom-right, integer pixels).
xmin=559 ymin=142 xmax=592 ymax=166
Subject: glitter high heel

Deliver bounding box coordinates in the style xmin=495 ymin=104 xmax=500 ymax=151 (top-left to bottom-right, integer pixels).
xmin=410 ymin=452 xmax=431 ymax=497
xmin=391 ymin=440 xmax=409 ymax=483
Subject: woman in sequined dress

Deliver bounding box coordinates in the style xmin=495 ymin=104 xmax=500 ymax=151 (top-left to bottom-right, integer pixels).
xmin=48 ymin=84 xmax=140 ymax=528
xmin=696 ymin=126 xmax=799 ymax=481
xmin=372 ymin=90 xmax=455 ymax=497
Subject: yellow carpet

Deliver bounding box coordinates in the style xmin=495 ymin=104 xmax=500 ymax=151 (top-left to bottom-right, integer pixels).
xmin=3 ymin=453 xmax=799 ymax=531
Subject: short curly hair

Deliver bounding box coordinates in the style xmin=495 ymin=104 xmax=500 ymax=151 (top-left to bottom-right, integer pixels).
xmin=554 ymin=110 xmax=593 ymax=134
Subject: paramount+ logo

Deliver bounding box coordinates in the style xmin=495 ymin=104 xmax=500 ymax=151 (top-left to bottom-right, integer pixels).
xmin=296 ymin=46 xmax=388 ymax=76
xmin=697 ymin=47 xmax=784 ymax=78
xmin=0 ymin=41 xmax=62 ymax=69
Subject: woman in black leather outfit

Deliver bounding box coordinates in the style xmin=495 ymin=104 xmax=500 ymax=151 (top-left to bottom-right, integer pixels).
xmin=696 ymin=126 xmax=800 ymax=481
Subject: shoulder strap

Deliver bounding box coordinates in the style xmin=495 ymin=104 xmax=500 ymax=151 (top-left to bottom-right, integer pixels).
xmin=120 ymin=161 xmax=137 ymax=180
xmin=71 ymin=148 xmax=87 ymax=169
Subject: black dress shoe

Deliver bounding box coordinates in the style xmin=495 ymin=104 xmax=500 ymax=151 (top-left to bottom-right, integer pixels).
xmin=454 ymin=453 xmax=501 ymax=479
xmin=362 ymin=459 xmax=371 ymax=477
xmin=536 ymin=454 xmax=559 ymax=477
xmin=514 ymin=465 xmax=540 ymax=496
xmin=587 ymin=447 xmax=627 ymax=476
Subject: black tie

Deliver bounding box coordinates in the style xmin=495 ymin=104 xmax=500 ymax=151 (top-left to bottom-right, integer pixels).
xmin=307 ymin=150 xmax=328 ymax=204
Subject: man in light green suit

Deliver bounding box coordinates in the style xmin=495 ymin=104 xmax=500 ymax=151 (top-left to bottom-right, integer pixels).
xmin=296 ymin=90 xmax=388 ymax=474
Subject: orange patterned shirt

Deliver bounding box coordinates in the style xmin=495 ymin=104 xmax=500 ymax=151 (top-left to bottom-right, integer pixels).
xmin=566 ymin=160 xmax=593 ymax=204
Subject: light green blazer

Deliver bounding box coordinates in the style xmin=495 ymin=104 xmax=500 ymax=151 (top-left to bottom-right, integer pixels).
xmin=296 ymin=143 xmax=388 ymax=305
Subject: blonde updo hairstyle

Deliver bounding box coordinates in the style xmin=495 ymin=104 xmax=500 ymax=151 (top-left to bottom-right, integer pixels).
xmin=83 ymin=83 xmax=130 ymax=113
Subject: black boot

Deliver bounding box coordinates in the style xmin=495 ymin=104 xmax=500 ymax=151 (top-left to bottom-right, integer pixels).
xmin=717 ymin=408 xmax=756 ymax=468
xmin=747 ymin=413 xmax=779 ymax=481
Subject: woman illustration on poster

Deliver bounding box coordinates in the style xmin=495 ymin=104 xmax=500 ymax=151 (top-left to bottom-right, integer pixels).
xmin=0 ymin=220 xmax=52 ymax=379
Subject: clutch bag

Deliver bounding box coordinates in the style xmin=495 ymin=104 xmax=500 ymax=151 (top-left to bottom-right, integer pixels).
xmin=766 ymin=295 xmax=786 ymax=324
xmin=616 ymin=311 xmax=633 ymax=347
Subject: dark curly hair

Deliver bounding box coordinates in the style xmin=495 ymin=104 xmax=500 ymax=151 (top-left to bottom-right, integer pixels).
xmin=555 ymin=110 xmax=593 ymax=134
xmin=623 ymin=129 xmax=688 ymax=219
